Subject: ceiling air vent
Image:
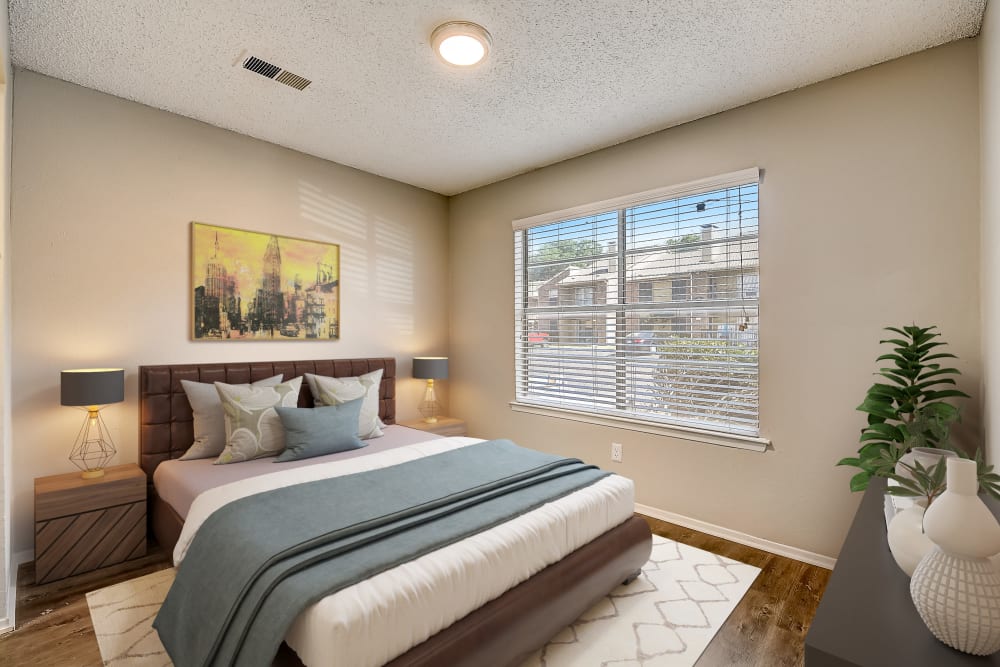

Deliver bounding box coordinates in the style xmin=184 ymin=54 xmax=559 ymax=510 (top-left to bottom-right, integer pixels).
xmin=242 ymin=56 xmax=312 ymax=91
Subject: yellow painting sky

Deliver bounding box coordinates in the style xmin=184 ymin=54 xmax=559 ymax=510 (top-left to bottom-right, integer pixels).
xmin=192 ymin=223 xmax=339 ymax=296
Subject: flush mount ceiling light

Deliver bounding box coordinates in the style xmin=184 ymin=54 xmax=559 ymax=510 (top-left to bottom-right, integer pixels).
xmin=431 ymin=21 xmax=492 ymax=67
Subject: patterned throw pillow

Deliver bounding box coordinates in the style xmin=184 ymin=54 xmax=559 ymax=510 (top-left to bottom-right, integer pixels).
xmin=179 ymin=375 xmax=283 ymax=461
xmin=304 ymin=369 xmax=384 ymax=439
xmin=214 ymin=376 xmax=303 ymax=465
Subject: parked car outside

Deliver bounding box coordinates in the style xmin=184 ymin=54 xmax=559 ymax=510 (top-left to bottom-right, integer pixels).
xmin=527 ymin=331 xmax=550 ymax=345
xmin=626 ymin=331 xmax=657 ymax=346
xmin=624 ymin=330 xmax=661 ymax=353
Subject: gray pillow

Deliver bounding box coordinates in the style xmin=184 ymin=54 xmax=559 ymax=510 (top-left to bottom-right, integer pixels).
xmin=274 ymin=398 xmax=366 ymax=462
xmin=179 ymin=375 xmax=283 ymax=460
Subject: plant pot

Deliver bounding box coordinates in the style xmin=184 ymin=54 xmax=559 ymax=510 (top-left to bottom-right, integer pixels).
xmin=895 ymin=447 xmax=957 ymax=482
xmin=887 ymin=505 xmax=933 ymax=577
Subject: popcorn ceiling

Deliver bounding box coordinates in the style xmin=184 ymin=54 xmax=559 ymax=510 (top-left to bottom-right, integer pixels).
xmin=8 ymin=0 xmax=985 ymax=195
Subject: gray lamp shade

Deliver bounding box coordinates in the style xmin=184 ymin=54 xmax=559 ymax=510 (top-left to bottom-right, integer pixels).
xmin=60 ymin=368 xmax=125 ymax=406
xmin=413 ymin=357 xmax=448 ymax=380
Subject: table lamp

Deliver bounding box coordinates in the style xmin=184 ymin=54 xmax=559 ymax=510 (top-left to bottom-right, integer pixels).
xmin=413 ymin=357 xmax=448 ymax=423
xmin=61 ymin=368 xmax=125 ymax=478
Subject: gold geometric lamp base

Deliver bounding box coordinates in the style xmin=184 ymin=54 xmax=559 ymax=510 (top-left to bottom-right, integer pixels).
xmin=69 ymin=407 xmax=117 ymax=479
xmin=418 ymin=379 xmax=440 ymax=424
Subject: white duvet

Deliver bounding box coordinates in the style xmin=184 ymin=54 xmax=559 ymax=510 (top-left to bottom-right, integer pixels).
xmin=175 ymin=437 xmax=635 ymax=667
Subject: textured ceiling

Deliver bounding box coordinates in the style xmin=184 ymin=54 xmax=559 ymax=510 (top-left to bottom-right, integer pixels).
xmin=8 ymin=1 xmax=986 ymax=195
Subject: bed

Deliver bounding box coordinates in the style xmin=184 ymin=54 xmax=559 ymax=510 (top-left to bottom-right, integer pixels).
xmin=139 ymin=357 xmax=652 ymax=667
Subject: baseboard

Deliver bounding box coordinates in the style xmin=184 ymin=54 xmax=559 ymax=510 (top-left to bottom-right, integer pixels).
xmin=635 ymin=503 xmax=837 ymax=570
xmin=0 ymin=549 xmax=33 ymax=633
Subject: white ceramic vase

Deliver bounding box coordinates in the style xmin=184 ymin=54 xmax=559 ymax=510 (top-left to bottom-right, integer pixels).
xmin=910 ymin=458 xmax=1000 ymax=655
xmin=895 ymin=447 xmax=957 ymax=482
xmin=887 ymin=505 xmax=933 ymax=576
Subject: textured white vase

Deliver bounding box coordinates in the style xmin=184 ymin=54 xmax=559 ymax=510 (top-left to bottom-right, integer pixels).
xmin=910 ymin=458 xmax=1000 ymax=655
xmin=887 ymin=505 xmax=933 ymax=576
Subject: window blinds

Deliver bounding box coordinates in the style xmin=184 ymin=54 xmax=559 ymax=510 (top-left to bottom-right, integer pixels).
xmin=513 ymin=169 xmax=760 ymax=437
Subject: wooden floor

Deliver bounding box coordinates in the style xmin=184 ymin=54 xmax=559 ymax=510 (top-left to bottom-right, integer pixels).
xmin=0 ymin=516 xmax=831 ymax=667
xmin=0 ymin=547 xmax=171 ymax=667
xmin=644 ymin=516 xmax=831 ymax=667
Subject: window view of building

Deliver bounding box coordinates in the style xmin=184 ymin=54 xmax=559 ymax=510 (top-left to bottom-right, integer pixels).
xmin=514 ymin=177 xmax=760 ymax=436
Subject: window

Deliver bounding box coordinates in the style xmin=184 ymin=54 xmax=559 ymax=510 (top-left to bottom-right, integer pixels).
xmin=513 ymin=168 xmax=761 ymax=441
xmin=671 ymin=276 xmax=691 ymax=302
xmin=575 ymin=286 xmax=595 ymax=306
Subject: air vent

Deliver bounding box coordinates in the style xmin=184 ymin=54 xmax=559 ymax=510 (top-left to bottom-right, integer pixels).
xmin=242 ymin=56 xmax=312 ymax=91
xmin=243 ymin=56 xmax=281 ymax=79
xmin=275 ymin=70 xmax=312 ymax=91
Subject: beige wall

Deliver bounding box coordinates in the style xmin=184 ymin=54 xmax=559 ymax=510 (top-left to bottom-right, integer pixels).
xmin=9 ymin=71 xmax=450 ymax=553
xmin=449 ymin=40 xmax=981 ymax=559
xmin=982 ymin=0 xmax=1000 ymax=467
xmin=0 ymin=0 xmax=12 ymax=631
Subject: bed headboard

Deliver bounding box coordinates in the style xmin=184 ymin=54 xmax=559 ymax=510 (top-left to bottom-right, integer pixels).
xmin=138 ymin=357 xmax=396 ymax=482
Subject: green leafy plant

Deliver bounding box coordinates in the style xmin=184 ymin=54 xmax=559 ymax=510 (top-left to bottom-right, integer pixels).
xmin=837 ymin=325 xmax=969 ymax=492
xmin=871 ymin=441 xmax=1000 ymax=505
xmin=881 ymin=452 xmax=948 ymax=508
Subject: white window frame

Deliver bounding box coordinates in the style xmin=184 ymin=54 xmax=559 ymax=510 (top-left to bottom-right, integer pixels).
xmin=511 ymin=167 xmax=769 ymax=452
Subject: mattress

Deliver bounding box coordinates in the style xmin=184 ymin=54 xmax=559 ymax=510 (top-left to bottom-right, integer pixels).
xmin=153 ymin=424 xmax=442 ymax=518
xmin=163 ymin=430 xmax=635 ymax=667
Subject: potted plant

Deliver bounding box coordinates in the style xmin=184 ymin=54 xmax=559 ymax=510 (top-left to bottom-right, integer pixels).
xmin=876 ymin=442 xmax=1000 ymax=505
xmin=837 ymin=325 xmax=969 ymax=492
xmin=874 ymin=441 xmax=1000 ymax=576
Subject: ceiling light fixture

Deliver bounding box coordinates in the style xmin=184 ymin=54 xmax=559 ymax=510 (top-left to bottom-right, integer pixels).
xmin=431 ymin=21 xmax=492 ymax=67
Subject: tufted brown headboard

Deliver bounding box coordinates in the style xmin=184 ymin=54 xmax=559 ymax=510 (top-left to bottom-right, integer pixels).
xmin=138 ymin=357 xmax=396 ymax=483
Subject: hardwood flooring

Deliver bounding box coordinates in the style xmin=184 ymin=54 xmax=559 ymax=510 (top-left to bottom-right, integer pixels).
xmin=0 ymin=516 xmax=831 ymax=667
xmin=0 ymin=548 xmax=172 ymax=667
xmin=643 ymin=517 xmax=831 ymax=667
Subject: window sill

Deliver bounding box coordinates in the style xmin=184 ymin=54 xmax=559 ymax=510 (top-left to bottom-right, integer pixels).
xmin=508 ymin=401 xmax=770 ymax=452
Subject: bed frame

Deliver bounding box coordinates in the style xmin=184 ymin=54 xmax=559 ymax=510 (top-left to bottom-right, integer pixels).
xmin=139 ymin=357 xmax=652 ymax=667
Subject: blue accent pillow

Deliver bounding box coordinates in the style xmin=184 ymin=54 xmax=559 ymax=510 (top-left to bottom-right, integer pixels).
xmin=274 ymin=397 xmax=366 ymax=462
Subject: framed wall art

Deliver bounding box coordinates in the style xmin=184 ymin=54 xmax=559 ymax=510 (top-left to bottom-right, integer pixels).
xmin=191 ymin=222 xmax=340 ymax=341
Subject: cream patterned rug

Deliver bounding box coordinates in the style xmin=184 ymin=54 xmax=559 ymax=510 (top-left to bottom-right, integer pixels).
xmin=86 ymin=567 xmax=174 ymax=667
xmin=87 ymin=536 xmax=759 ymax=667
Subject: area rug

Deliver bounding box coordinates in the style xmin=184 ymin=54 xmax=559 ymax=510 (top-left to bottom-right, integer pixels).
xmin=85 ymin=567 xmax=174 ymax=667
xmin=87 ymin=536 xmax=759 ymax=667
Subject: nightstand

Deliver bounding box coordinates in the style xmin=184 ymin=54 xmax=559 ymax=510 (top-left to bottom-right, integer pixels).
xmin=34 ymin=463 xmax=147 ymax=584
xmin=400 ymin=417 xmax=467 ymax=437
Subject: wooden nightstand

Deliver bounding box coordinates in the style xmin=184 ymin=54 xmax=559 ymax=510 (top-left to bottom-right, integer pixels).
xmin=34 ymin=463 xmax=147 ymax=584
xmin=400 ymin=417 xmax=467 ymax=437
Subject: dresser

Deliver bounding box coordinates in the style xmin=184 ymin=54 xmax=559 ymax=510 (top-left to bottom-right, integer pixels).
xmin=805 ymin=476 xmax=1000 ymax=665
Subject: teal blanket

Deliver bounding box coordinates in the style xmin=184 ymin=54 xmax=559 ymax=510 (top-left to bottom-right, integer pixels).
xmin=153 ymin=439 xmax=610 ymax=667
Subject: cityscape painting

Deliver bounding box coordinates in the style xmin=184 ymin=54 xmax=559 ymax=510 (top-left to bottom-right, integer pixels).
xmin=191 ymin=222 xmax=340 ymax=341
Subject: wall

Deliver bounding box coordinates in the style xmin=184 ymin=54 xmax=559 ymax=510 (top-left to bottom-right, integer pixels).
xmin=982 ymin=0 xmax=999 ymax=467
xmin=0 ymin=0 xmax=12 ymax=633
xmin=9 ymin=71 xmax=450 ymax=554
xmin=449 ymin=40 xmax=981 ymax=560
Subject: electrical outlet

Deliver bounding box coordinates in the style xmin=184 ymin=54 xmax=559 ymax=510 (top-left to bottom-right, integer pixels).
xmin=611 ymin=442 xmax=623 ymax=463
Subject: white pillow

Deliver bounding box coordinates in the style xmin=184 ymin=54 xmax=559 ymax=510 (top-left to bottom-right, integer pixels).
xmin=305 ymin=369 xmax=384 ymax=439
xmin=179 ymin=375 xmax=283 ymax=460
xmin=214 ymin=376 xmax=304 ymax=465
